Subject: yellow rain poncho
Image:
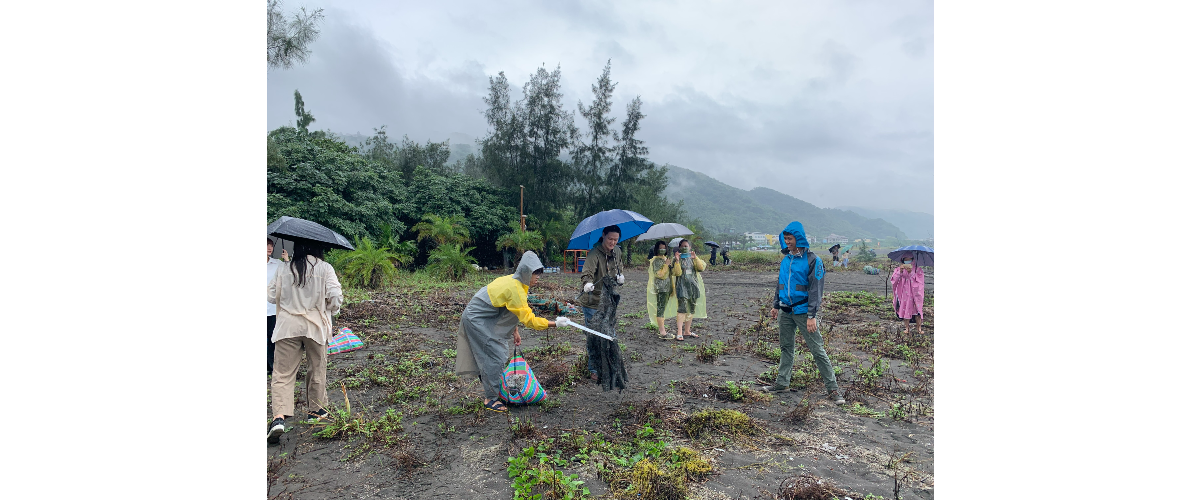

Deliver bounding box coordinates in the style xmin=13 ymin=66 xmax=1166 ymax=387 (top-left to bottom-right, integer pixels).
xmin=646 ymin=255 xmax=678 ymax=319
xmin=671 ymin=254 xmax=707 ymax=319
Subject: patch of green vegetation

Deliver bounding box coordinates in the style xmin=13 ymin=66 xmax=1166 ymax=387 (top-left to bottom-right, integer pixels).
xmin=441 ymin=348 xmax=457 ymax=358
xmin=857 ymin=356 xmax=890 ymax=387
xmin=311 ymin=407 xmax=407 ymax=458
xmin=681 ymin=409 xmax=761 ymax=440
xmin=826 ymin=290 xmax=893 ymax=318
xmin=845 ymin=402 xmax=886 ymax=419
xmin=389 ymin=267 xmax=493 ymax=293
xmin=390 ymin=384 xmax=434 ymax=402
xmin=445 ymin=398 xmax=486 ymax=415
xmin=695 ymin=340 xmax=728 ymax=362
xmin=642 ymin=321 xmax=658 ymax=330
xmin=526 ymin=341 xmax=574 ymax=361
xmin=751 ymin=340 xmax=782 ymax=362
xmin=887 ymin=403 xmax=908 ymax=421
xmin=508 ymin=445 xmax=591 ymax=500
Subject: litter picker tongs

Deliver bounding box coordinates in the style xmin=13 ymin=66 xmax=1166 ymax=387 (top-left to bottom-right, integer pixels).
xmin=556 ymin=318 xmax=614 ymax=341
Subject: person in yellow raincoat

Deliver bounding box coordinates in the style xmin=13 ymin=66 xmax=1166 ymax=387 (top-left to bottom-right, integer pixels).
xmin=670 ymin=239 xmax=707 ymax=340
xmin=455 ymin=251 xmax=566 ymax=413
xmin=645 ymin=240 xmax=678 ymax=340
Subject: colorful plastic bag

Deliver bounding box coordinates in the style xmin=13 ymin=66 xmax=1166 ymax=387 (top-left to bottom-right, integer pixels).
xmin=327 ymin=327 xmax=365 ymax=355
xmin=499 ymin=348 xmax=547 ymax=405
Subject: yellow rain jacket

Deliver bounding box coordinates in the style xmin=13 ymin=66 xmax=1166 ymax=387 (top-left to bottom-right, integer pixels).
xmin=671 ymin=252 xmax=707 ymax=319
xmin=646 ymin=255 xmax=678 ymax=319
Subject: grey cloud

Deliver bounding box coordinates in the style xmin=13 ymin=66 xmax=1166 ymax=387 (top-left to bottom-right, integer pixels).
xmin=593 ymin=40 xmax=635 ymax=67
xmin=536 ymin=0 xmax=628 ymax=35
xmin=640 ymin=85 xmax=932 ymax=213
xmin=902 ymin=36 xmax=927 ymax=58
xmin=807 ymin=40 xmax=860 ymax=92
xmin=267 ymin=10 xmax=490 ymax=142
xmin=267 ymin=0 xmax=932 ymax=214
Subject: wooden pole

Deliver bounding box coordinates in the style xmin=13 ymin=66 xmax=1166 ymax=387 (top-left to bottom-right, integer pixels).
xmin=519 ymin=185 xmax=525 ymax=232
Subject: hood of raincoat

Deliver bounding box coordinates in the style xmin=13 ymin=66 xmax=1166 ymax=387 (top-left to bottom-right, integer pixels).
xmin=513 ymin=251 xmax=544 ymax=286
xmin=778 ymin=221 xmax=810 ymax=253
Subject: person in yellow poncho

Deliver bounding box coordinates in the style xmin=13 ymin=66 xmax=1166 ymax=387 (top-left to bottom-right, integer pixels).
xmin=645 ymin=240 xmax=678 ymax=340
xmin=670 ymin=239 xmax=707 ymax=340
xmin=455 ymin=251 xmax=566 ymax=413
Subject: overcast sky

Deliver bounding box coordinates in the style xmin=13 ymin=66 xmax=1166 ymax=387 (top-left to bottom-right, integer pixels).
xmin=267 ymin=0 xmax=933 ymax=214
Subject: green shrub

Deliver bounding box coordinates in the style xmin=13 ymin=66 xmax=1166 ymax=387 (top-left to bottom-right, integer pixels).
xmin=426 ymin=243 xmax=478 ymax=281
xmin=330 ymin=236 xmax=402 ymax=288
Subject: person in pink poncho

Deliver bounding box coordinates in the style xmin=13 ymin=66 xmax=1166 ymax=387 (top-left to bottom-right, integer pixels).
xmin=890 ymin=252 xmax=926 ymax=334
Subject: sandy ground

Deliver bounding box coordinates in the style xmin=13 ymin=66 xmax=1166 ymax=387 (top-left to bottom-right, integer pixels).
xmin=267 ymin=262 xmax=934 ymax=499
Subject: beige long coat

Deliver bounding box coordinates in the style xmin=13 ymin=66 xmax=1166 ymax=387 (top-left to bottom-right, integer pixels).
xmin=268 ymin=256 xmax=344 ymax=345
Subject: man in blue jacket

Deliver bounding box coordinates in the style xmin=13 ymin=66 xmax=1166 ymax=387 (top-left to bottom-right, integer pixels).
xmin=764 ymin=221 xmax=844 ymax=405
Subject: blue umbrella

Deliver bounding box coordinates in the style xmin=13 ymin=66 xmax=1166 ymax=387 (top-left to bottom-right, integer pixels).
xmin=887 ymin=245 xmax=934 ymax=267
xmin=567 ymin=209 xmax=654 ymax=250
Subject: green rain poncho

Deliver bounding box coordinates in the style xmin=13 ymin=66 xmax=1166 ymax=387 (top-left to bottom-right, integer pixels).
xmin=645 ymin=255 xmax=678 ymax=319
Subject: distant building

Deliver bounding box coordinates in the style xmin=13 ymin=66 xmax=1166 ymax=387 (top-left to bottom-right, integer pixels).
xmin=743 ymin=232 xmax=768 ymax=246
xmin=825 ymin=233 xmax=849 ymax=244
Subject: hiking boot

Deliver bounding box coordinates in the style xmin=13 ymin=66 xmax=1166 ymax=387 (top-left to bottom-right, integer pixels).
xmin=826 ymin=390 xmax=846 ymax=405
xmin=267 ymin=417 xmax=286 ymax=444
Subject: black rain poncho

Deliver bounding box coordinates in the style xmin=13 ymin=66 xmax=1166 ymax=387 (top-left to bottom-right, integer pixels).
xmin=587 ymin=276 xmax=628 ymax=392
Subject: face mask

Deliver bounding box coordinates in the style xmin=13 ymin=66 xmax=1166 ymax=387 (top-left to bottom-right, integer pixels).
xmin=680 ymin=249 xmax=690 ymax=257
xmin=903 ymin=259 xmax=912 ymax=265
xmin=658 ymin=249 xmax=667 ymax=255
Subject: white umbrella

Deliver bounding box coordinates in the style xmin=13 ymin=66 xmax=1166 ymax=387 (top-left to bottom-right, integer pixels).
xmin=634 ymin=222 xmax=694 ymax=242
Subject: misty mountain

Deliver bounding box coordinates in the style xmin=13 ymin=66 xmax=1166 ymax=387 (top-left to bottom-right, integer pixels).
xmin=836 ymin=206 xmax=934 ymax=240
xmin=663 ymin=165 xmax=908 ymax=240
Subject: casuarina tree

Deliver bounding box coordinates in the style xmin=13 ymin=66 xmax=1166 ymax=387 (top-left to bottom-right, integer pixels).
xmin=267 ymin=0 xmax=324 ymax=69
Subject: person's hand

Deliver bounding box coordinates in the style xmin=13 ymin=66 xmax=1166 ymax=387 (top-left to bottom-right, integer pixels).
xmin=555 ymin=316 xmax=570 ymax=327
xmin=807 ymin=318 xmax=817 ymax=332
xmin=583 ymin=282 xmax=595 ymax=293
xmin=616 ymin=273 xmax=625 ymax=285
xmin=281 ymin=249 xmax=290 ymax=261
xmin=514 ymin=326 xmax=522 ymax=346
xmin=770 ymin=308 xmax=779 ymax=320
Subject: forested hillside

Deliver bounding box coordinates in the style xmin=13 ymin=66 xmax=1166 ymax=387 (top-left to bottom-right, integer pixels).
xmin=663 ymin=165 xmax=908 ymax=240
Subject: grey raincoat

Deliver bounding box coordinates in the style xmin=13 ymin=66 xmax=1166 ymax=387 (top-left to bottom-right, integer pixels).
xmin=455 ymin=251 xmax=550 ymax=400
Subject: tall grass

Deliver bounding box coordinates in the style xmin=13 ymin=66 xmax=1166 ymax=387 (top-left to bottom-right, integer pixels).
xmin=391 ymin=267 xmax=495 ymax=292
xmin=727 ymin=250 xmax=782 ymax=265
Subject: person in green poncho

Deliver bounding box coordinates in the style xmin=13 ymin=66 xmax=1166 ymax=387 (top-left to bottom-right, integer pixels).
xmin=645 ymin=240 xmax=677 ymax=340
xmin=670 ymin=239 xmax=707 ymax=340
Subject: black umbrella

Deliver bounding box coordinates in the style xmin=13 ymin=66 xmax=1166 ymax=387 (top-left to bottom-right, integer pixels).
xmin=704 ymin=241 xmax=720 ymax=248
xmin=267 ymin=216 xmax=355 ymax=251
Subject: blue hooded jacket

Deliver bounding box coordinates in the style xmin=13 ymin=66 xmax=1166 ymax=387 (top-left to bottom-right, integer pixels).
xmin=774 ymin=221 xmax=825 ymax=317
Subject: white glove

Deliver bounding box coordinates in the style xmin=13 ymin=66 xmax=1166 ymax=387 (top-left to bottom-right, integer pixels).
xmin=616 ymin=274 xmax=625 ymax=285
xmin=583 ymin=282 xmax=595 ymax=293
xmin=555 ymin=316 xmax=570 ymax=327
